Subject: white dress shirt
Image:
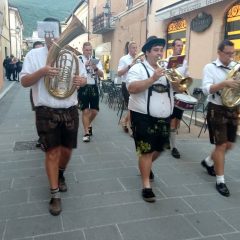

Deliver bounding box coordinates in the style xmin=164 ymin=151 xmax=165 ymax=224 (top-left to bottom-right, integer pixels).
xmin=126 ymin=60 xmax=174 ymax=118
xmin=118 ymin=54 xmax=134 ymax=83
xmin=20 ymin=46 xmax=86 ymax=108
xmin=202 ymin=58 xmax=236 ymax=106
xmin=79 ymin=55 xmax=103 ymax=85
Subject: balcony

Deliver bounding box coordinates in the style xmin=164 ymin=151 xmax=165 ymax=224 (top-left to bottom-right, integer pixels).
xmin=92 ymin=13 xmax=116 ymax=34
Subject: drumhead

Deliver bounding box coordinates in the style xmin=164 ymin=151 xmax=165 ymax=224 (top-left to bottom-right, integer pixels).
xmin=175 ymin=93 xmax=198 ymax=104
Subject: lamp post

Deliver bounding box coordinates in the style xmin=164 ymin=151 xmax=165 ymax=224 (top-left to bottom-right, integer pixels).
xmin=15 ymin=26 xmax=21 ymax=59
xmin=103 ymin=2 xmax=110 ymax=17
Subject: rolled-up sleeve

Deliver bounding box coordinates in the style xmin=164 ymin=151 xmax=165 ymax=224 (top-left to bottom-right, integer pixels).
xmin=19 ymin=51 xmax=35 ymax=81
xmin=126 ymin=64 xmax=143 ymax=89
xmin=202 ymin=64 xmax=214 ymax=95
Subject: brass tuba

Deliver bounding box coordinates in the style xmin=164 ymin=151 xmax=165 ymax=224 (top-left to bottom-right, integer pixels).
xmin=157 ymin=58 xmax=193 ymax=92
xmin=221 ymin=62 xmax=240 ymax=107
xmin=44 ymin=15 xmax=87 ymax=99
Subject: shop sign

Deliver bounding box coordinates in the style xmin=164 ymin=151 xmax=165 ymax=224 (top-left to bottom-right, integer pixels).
xmin=191 ymin=12 xmax=212 ymax=32
xmin=156 ymin=0 xmax=224 ymax=20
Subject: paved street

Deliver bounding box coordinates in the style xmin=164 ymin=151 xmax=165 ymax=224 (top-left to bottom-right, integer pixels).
xmin=0 ymin=82 xmax=240 ymax=240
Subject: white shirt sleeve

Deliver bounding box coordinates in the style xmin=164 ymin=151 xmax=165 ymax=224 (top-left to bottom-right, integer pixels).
xmin=118 ymin=56 xmax=127 ymax=71
xmin=19 ymin=50 xmax=35 ymax=80
xmin=202 ymin=64 xmax=215 ymax=95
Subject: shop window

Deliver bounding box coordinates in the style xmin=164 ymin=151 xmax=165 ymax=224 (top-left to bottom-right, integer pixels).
xmin=166 ymin=19 xmax=187 ymax=58
xmin=225 ymin=2 xmax=240 ymax=61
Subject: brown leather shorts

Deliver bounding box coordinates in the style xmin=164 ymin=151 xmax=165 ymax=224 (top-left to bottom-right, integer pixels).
xmin=207 ymin=102 xmax=238 ymax=145
xmin=35 ymin=106 xmax=79 ymax=150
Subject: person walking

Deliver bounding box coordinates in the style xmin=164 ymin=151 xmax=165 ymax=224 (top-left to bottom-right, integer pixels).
xmin=78 ymin=42 xmax=104 ymax=142
xmin=201 ymin=39 xmax=240 ymax=197
xmin=126 ymin=36 xmax=183 ymax=202
xmin=20 ymin=17 xmax=87 ymax=215
xmin=168 ymin=39 xmax=189 ymax=159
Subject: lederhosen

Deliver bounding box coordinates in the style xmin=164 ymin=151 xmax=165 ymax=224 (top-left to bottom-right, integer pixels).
xmin=78 ymin=56 xmax=100 ymax=111
xmin=207 ymin=62 xmax=239 ymax=144
xmin=131 ymin=63 xmax=172 ymax=154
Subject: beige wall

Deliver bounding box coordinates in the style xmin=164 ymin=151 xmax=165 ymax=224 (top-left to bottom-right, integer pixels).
xmin=9 ymin=7 xmax=23 ymax=59
xmin=88 ymin=0 xmax=147 ymax=77
xmin=64 ymin=2 xmax=89 ymax=54
xmin=0 ymin=0 xmax=11 ymax=90
xmin=149 ymin=0 xmax=237 ymax=80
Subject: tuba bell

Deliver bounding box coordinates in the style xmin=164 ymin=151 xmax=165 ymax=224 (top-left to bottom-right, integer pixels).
xmin=44 ymin=15 xmax=87 ymax=99
xmin=221 ymin=62 xmax=240 ymax=107
xmin=157 ymin=58 xmax=193 ymax=92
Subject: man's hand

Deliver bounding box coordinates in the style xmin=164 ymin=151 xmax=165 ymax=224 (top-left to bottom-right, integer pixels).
xmin=224 ymin=79 xmax=240 ymax=89
xmin=73 ymin=75 xmax=87 ymax=89
xmin=152 ymin=67 xmax=165 ymax=82
xmin=44 ymin=66 xmax=60 ymax=78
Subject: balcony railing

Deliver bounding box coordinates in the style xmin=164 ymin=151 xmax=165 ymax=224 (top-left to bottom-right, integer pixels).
xmin=92 ymin=13 xmax=116 ymax=34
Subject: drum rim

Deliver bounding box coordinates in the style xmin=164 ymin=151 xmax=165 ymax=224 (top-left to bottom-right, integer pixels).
xmin=174 ymin=93 xmax=198 ymax=104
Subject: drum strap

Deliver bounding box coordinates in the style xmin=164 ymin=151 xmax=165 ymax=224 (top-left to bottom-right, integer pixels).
xmin=141 ymin=63 xmax=172 ymax=116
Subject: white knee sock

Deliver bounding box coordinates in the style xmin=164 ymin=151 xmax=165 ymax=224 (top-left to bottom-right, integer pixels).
xmin=170 ymin=129 xmax=176 ymax=149
xmin=205 ymin=156 xmax=214 ymax=167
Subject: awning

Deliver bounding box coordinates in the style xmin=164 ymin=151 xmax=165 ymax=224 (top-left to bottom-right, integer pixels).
xmin=95 ymin=42 xmax=111 ymax=56
xmin=155 ymin=0 xmax=224 ymax=21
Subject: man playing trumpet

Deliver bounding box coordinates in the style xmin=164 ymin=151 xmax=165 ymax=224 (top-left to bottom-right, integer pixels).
xmin=118 ymin=41 xmax=138 ymax=134
xmin=126 ymin=36 xmax=184 ymax=202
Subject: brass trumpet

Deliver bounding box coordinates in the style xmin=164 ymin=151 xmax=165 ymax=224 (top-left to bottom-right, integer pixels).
xmin=156 ymin=58 xmax=192 ymax=92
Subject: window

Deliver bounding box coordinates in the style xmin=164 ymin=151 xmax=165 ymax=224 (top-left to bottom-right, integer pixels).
xmin=166 ymin=18 xmax=187 ymax=58
xmin=225 ymin=2 xmax=240 ymax=61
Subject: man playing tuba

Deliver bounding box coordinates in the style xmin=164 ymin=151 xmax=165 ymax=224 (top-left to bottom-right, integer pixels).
xmin=20 ymin=17 xmax=87 ymax=216
xmin=201 ymin=39 xmax=240 ymax=197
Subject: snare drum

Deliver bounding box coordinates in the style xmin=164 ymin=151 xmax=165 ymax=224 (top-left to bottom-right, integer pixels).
xmin=174 ymin=93 xmax=198 ymax=110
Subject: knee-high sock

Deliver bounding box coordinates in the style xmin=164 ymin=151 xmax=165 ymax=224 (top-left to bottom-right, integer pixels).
xmin=170 ymin=129 xmax=177 ymax=149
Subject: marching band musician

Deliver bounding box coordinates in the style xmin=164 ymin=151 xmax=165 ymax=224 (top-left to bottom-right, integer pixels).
xmin=126 ymin=36 xmax=184 ymax=202
xmin=201 ymin=39 xmax=240 ymax=197
xmin=20 ymin=17 xmax=87 ymax=216
xmin=117 ymin=41 xmax=138 ymax=134
xmin=168 ymin=39 xmax=189 ymax=159
xmin=78 ymin=42 xmax=104 ymax=143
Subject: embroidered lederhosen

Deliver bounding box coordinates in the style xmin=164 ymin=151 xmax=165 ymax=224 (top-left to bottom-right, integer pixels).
xmin=130 ymin=63 xmax=171 ymax=154
xmin=78 ymin=56 xmax=100 ymax=110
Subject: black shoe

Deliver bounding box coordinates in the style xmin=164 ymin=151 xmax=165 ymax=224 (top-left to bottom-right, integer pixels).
xmin=49 ymin=198 xmax=62 ymax=216
xmin=149 ymin=170 xmax=154 ymax=182
xmin=216 ymin=182 xmax=230 ymax=197
xmin=201 ymin=160 xmax=216 ymax=176
xmin=142 ymin=188 xmax=156 ymax=202
xmin=171 ymin=148 xmax=180 ymax=158
xmin=88 ymin=126 xmax=92 ymax=136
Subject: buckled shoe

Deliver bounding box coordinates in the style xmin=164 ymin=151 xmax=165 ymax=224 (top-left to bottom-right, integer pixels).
xmin=201 ymin=160 xmax=216 ymax=176
xmin=216 ymin=182 xmax=230 ymax=197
